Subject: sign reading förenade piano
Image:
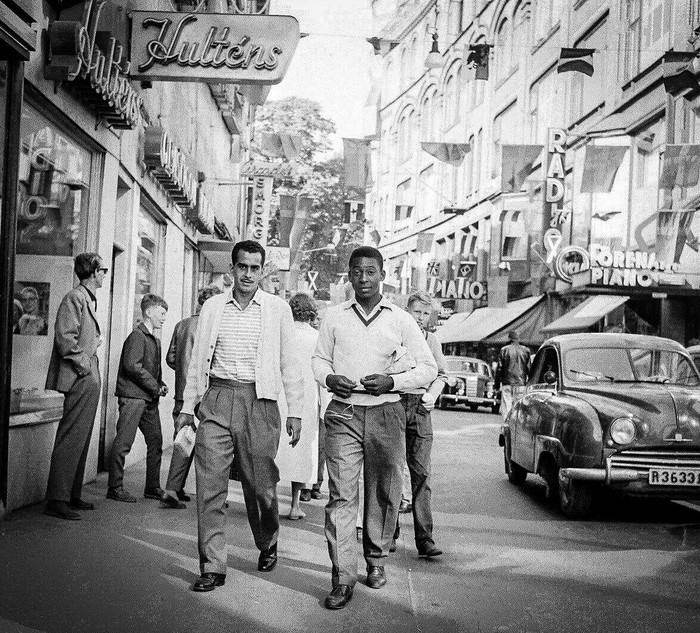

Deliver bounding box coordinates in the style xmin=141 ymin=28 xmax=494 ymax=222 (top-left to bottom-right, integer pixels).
xmin=129 ymin=11 xmax=300 ymax=84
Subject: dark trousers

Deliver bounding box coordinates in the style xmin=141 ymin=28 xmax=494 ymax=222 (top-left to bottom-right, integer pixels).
xmin=313 ymin=415 xmax=326 ymax=490
xmin=165 ymin=399 xmax=194 ymax=494
xmin=195 ymin=379 xmax=281 ymax=575
xmin=324 ymin=399 xmax=405 ymax=587
xmin=46 ymin=357 xmax=101 ymax=502
xmin=108 ymin=397 xmax=163 ymax=490
xmin=401 ymin=393 xmax=435 ymax=548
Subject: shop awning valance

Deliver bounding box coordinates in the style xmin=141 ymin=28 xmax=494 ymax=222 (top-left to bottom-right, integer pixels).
xmin=541 ymin=295 xmax=628 ymax=334
xmin=435 ymin=295 xmax=544 ymax=344
xmin=198 ymin=238 xmax=235 ymax=273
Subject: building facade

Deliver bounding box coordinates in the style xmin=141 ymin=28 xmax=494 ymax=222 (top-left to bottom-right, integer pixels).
xmin=0 ymin=0 xmax=277 ymax=514
xmin=366 ymin=0 xmax=700 ymax=357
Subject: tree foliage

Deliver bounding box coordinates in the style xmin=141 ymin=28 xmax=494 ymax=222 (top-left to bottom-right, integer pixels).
xmin=253 ymin=97 xmax=363 ymax=298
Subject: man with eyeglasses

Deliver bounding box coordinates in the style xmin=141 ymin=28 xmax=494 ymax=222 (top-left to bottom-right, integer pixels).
xmin=45 ymin=253 xmax=107 ymax=520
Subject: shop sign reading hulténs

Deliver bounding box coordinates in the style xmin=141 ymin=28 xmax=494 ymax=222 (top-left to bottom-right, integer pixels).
xmin=556 ymin=243 xmax=683 ymax=288
xmin=129 ymin=11 xmax=300 ymax=84
xmin=45 ymin=0 xmax=143 ymax=129
xmin=143 ymin=127 xmax=198 ymax=211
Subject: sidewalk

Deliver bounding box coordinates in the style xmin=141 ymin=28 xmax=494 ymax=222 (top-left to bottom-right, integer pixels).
xmin=0 ymin=447 xmax=459 ymax=633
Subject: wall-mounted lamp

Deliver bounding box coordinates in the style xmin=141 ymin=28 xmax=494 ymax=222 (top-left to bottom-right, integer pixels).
xmin=424 ymin=4 xmax=442 ymax=70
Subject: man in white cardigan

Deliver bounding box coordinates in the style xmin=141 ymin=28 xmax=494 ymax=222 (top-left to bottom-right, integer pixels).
xmin=176 ymin=240 xmax=303 ymax=592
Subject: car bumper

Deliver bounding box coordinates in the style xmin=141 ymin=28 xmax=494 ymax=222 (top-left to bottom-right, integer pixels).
xmin=560 ymin=467 xmax=700 ymax=498
xmin=441 ymin=395 xmax=498 ymax=407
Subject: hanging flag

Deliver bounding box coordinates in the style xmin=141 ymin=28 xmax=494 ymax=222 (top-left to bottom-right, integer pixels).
xmin=366 ymin=36 xmax=399 ymax=55
xmin=661 ymin=51 xmax=698 ymax=95
xmin=278 ymin=132 xmax=302 ymax=161
xmin=659 ymin=145 xmax=700 ymax=189
xmin=370 ymin=229 xmax=381 ymax=246
xmin=466 ymin=43 xmax=491 ymax=80
xmin=501 ymin=145 xmax=543 ymax=193
xmin=343 ymin=138 xmax=371 ymax=190
xmin=343 ymin=200 xmax=365 ymax=224
xmin=278 ymin=194 xmax=296 ymax=247
xmin=260 ymin=132 xmax=301 ymax=161
xmin=580 ymin=145 xmax=629 ymax=193
xmin=289 ymin=196 xmax=312 ymax=259
xmin=416 ymin=232 xmax=434 ymax=254
xmin=420 ymin=142 xmax=470 ymax=166
xmin=557 ymin=48 xmax=595 ymax=76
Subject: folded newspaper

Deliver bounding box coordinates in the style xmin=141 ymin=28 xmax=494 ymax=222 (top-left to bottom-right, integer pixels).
xmin=174 ymin=425 xmax=196 ymax=456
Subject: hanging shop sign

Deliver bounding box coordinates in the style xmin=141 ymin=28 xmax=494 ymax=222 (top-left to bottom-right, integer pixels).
xmin=556 ymin=243 xmax=683 ymax=288
xmin=239 ymin=161 xmax=295 ymax=178
xmin=185 ymin=188 xmax=214 ymax=234
xmin=248 ymin=176 xmax=273 ymax=243
xmin=129 ymin=11 xmax=300 ymax=84
xmin=542 ymin=128 xmax=570 ymax=259
xmin=428 ymin=277 xmax=486 ymax=300
xmin=45 ymin=0 xmax=143 ymax=129
xmin=143 ymin=126 xmax=198 ymax=210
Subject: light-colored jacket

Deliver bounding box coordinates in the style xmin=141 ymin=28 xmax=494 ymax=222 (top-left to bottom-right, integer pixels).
xmin=45 ymin=284 xmax=101 ymax=393
xmin=181 ymin=287 xmax=304 ymax=418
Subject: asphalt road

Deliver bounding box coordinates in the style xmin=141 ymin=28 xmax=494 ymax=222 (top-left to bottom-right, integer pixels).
xmin=1 ymin=407 xmax=699 ymax=633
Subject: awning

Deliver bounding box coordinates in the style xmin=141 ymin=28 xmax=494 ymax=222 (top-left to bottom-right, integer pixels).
xmin=435 ymin=295 xmax=544 ymax=344
xmin=198 ymin=238 xmax=234 ymax=273
xmin=483 ymin=296 xmax=549 ymax=346
xmin=541 ymin=295 xmax=629 ymax=334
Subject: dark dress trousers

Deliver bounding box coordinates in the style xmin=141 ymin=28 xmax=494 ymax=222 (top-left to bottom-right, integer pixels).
xmin=108 ymin=323 xmax=165 ymax=491
xmin=45 ymin=284 xmax=102 ymax=503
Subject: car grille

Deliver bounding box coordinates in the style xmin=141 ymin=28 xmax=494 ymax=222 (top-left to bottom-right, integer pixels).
xmin=610 ymin=449 xmax=700 ymax=474
xmin=466 ymin=376 xmax=478 ymax=397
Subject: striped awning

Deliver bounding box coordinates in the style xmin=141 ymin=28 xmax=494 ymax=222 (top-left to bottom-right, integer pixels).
xmin=541 ymin=295 xmax=629 ymax=334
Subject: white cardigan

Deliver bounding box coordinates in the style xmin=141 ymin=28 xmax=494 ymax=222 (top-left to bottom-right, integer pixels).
xmin=181 ymin=287 xmax=304 ymax=419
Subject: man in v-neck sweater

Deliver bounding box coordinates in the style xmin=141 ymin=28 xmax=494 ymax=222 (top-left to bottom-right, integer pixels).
xmin=312 ymin=246 xmax=437 ymax=609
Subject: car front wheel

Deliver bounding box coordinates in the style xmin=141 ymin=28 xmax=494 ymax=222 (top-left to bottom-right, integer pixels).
xmin=558 ymin=473 xmax=593 ymax=519
xmin=504 ymin=440 xmax=527 ymax=485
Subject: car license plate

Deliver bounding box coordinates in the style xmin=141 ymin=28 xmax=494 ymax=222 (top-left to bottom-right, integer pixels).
xmin=648 ymin=468 xmax=700 ymax=486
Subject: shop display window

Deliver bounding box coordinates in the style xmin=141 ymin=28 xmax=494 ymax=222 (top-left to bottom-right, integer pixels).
xmin=133 ymin=207 xmax=164 ymax=327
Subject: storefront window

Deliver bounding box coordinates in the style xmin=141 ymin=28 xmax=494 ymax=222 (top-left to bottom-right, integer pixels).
xmin=133 ymin=207 xmax=164 ymax=327
xmin=16 ymin=103 xmax=91 ymax=257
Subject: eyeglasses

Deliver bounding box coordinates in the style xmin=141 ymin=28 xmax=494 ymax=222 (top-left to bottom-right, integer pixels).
xmin=98 ymin=267 xmax=108 ymax=274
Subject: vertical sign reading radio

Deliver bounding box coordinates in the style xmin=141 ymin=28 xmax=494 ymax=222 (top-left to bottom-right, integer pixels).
xmin=543 ymin=128 xmax=569 ymax=264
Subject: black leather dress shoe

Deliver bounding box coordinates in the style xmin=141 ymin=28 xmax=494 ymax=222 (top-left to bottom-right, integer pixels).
xmin=44 ymin=500 xmax=81 ymax=521
xmin=144 ymin=487 xmax=165 ymax=500
xmin=69 ymin=499 xmax=95 ymax=510
xmin=325 ymin=585 xmax=353 ymax=609
xmin=107 ymin=487 xmax=136 ymax=503
xmin=192 ymin=573 xmax=226 ymax=592
xmin=177 ymin=490 xmax=191 ymax=502
xmin=366 ymin=565 xmax=386 ymax=589
xmin=258 ymin=543 xmax=277 ymax=572
xmin=418 ymin=542 xmax=443 ymax=557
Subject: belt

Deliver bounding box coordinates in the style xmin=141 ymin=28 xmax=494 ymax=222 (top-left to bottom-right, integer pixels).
xmin=209 ymin=377 xmax=256 ymax=390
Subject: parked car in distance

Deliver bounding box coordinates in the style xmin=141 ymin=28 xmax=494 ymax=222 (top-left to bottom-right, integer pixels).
xmin=438 ymin=356 xmax=500 ymax=413
xmin=499 ymin=333 xmax=700 ymax=518
xmin=687 ymin=344 xmax=700 ymax=370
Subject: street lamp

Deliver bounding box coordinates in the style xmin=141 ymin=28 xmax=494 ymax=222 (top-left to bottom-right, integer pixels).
xmin=424 ymin=3 xmax=442 ymax=70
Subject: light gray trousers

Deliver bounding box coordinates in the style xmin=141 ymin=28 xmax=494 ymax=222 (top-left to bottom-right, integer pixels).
xmin=324 ymin=399 xmax=405 ymax=587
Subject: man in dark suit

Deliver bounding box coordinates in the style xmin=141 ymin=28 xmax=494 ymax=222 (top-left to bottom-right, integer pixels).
xmin=107 ymin=294 xmax=168 ymax=503
xmin=45 ymin=253 xmax=107 ymax=520
xmin=160 ymin=284 xmax=222 ymax=509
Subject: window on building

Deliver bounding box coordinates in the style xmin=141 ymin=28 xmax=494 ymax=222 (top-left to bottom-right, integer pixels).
xmin=398 ymin=110 xmax=414 ymax=163
xmin=475 ymin=128 xmax=483 ymax=190
xmin=570 ymin=19 xmax=608 ymax=123
xmin=443 ymin=65 xmax=461 ymax=128
xmin=395 ymin=179 xmax=413 ymax=221
xmin=500 ymin=209 xmax=528 ymax=259
xmin=421 ymin=92 xmax=435 ymax=140
xmin=495 ymin=18 xmax=512 ymax=79
xmin=621 ymin=0 xmax=642 ymax=83
xmin=533 ymin=0 xmax=562 ymax=42
xmin=512 ymin=1 xmax=530 ymax=66
xmin=134 ymin=206 xmax=165 ymax=327
xmin=529 ymin=65 xmax=562 ymax=144
xmin=493 ymin=102 xmax=518 ymax=179
xmin=418 ymin=165 xmax=436 ymax=219
xmin=465 ymin=134 xmax=474 ymax=194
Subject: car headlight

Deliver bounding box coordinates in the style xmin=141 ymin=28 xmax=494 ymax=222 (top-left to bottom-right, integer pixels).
xmin=456 ymin=379 xmax=465 ymax=395
xmin=610 ymin=417 xmax=636 ymax=445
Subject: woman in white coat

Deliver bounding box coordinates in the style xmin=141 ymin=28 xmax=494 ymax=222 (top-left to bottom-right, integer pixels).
xmin=276 ymin=293 xmax=322 ymax=520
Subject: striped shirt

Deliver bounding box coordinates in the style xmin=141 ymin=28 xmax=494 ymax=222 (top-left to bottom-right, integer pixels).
xmin=210 ymin=289 xmax=262 ymax=383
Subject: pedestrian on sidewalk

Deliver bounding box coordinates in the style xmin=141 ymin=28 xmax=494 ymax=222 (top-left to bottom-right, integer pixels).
xmin=393 ymin=291 xmax=448 ymax=557
xmin=44 ymin=253 xmax=107 ymax=520
xmin=276 ymin=292 xmax=321 ymax=521
xmin=496 ymin=330 xmax=531 ymax=421
xmin=160 ymin=285 xmax=223 ymax=509
xmin=312 ymin=246 xmax=437 ymax=610
xmin=107 ymin=294 xmax=168 ymax=504
xmin=176 ymin=240 xmax=303 ymax=593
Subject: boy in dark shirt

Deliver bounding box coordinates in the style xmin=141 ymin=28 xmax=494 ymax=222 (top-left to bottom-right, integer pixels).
xmin=107 ymin=294 xmax=168 ymax=503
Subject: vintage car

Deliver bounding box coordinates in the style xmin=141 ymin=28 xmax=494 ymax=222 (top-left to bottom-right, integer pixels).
xmin=498 ymin=333 xmax=700 ymax=518
xmin=438 ymin=356 xmax=500 ymax=413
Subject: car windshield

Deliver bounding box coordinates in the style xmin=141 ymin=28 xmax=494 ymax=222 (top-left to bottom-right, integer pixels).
xmin=564 ymin=347 xmax=700 ymax=385
xmin=446 ymin=358 xmax=490 ymax=376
